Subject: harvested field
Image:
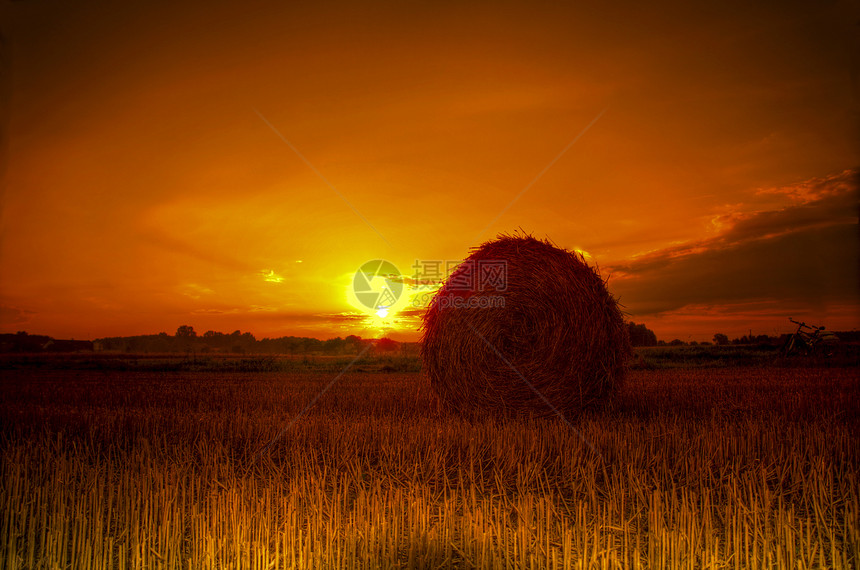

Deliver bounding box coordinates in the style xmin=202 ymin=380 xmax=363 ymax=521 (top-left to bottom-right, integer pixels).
xmin=0 ymin=366 xmax=857 ymax=568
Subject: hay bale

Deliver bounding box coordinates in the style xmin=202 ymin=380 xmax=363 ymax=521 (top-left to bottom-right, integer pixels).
xmin=420 ymin=233 xmax=631 ymax=417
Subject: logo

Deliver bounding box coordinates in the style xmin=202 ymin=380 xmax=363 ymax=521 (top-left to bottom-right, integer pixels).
xmin=352 ymin=260 xmax=403 ymax=316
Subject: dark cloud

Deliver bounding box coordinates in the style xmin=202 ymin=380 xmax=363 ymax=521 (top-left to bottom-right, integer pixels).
xmin=318 ymin=312 xmax=367 ymax=323
xmin=397 ymin=307 xmax=426 ymax=318
xmin=609 ymin=171 xmax=859 ymax=315
xmin=0 ymin=305 xmax=35 ymax=326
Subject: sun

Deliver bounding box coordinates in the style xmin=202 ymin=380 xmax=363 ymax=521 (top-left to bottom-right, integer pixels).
xmin=344 ymin=267 xmax=409 ymax=336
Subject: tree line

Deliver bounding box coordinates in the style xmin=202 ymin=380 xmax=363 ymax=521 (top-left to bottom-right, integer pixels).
xmin=4 ymin=323 xmax=856 ymax=354
xmin=93 ymin=326 xmax=404 ymax=355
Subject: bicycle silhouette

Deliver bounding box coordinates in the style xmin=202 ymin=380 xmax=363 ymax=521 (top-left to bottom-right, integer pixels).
xmin=780 ymin=318 xmax=836 ymax=357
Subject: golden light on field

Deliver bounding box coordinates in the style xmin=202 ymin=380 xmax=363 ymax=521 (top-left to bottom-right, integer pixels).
xmin=2 ymin=367 xmax=857 ymax=566
xmin=0 ymin=0 xmax=857 ymax=341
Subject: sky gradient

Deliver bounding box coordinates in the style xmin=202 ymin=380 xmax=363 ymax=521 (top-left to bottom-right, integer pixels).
xmin=1 ymin=0 xmax=858 ymax=342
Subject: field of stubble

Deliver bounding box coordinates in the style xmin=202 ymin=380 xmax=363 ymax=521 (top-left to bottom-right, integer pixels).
xmin=0 ymin=365 xmax=857 ymax=569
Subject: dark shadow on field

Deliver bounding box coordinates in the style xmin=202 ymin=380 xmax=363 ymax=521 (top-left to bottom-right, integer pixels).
xmin=604 ymin=367 xmax=859 ymax=424
xmin=0 ymin=353 xmax=423 ymax=373
xmin=1 ymin=367 xmax=856 ymax=480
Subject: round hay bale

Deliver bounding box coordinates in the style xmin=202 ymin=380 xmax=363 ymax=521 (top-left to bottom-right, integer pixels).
xmin=420 ymin=234 xmax=631 ymax=417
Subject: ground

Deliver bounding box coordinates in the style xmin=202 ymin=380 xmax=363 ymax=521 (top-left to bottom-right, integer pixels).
xmin=0 ymin=359 xmax=857 ymax=568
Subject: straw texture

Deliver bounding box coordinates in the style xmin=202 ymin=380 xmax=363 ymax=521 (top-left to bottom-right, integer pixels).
xmin=421 ymin=234 xmax=631 ymax=417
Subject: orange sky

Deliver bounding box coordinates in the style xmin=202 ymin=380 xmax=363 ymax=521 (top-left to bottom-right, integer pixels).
xmin=1 ymin=0 xmax=858 ymax=342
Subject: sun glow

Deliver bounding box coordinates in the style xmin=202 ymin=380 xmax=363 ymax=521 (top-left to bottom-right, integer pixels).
xmin=574 ymin=248 xmax=593 ymax=261
xmin=344 ymin=266 xmax=414 ymax=337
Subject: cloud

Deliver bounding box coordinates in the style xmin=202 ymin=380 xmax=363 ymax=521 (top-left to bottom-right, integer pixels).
xmin=182 ymin=283 xmax=215 ymax=299
xmin=755 ymin=169 xmax=857 ymax=203
xmin=191 ymin=305 xmax=278 ymax=315
xmin=0 ymin=305 xmax=35 ymax=326
xmin=316 ymin=312 xmax=367 ymax=323
xmin=609 ymin=170 xmax=859 ymax=316
xmin=137 ymin=226 xmax=256 ymax=273
xmin=396 ymin=307 xmax=426 ymax=318
xmin=259 ymin=269 xmax=284 ymax=283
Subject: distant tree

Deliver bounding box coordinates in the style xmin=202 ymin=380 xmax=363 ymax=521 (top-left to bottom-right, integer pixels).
xmin=713 ymin=333 xmax=729 ymax=346
xmin=302 ymin=338 xmax=323 ymax=353
xmin=176 ymin=325 xmax=197 ymax=338
xmin=344 ymin=335 xmax=362 ymax=353
xmin=323 ymin=337 xmax=345 ymax=355
xmin=283 ymin=337 xmax=302 ymax=355
xmin=375 ymin=337 xmax=399 ymax=353
xmin=752 ymin=334 xmax=775 ymax=347
xmin=669 ymin=339 xmax=684 ymax=346
xmin=626 ymin=322 xmax=658 ymax=347
xmin=836 ymin=330 xmax=860 ymax=342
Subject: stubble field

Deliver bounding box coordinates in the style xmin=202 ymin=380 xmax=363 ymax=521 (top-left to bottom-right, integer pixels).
xmin=0 ymin=364 xmax=858 ymax=569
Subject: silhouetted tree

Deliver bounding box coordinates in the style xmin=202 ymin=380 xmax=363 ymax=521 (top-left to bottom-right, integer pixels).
xmin=626 ymin=322 xmax=658 ymax=347
xmin=713 ymin=333 xmax=729 ymax=346
xmin=175 ymin=325 xmax=197 ymax=338
xmin=375 ymin=337 xmax=399 ymax=353
xmin=344 ymin=335 xmax=362 ymax=353
xmin=323 ymin=337 xmax=345 ymax=355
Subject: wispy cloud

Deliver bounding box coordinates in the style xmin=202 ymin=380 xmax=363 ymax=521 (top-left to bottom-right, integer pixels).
xmin=138 ymin=227 xmax=256 ymax=272
xmin=755 ymin=169 xmax=856 ymax=203
xmin=259 ymin=269 xmax=284 ymax=283
xmin=182 ymin=283 xmax=215 ymax=299
xmin=191 ymin=305 xmax=278 ymax=315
